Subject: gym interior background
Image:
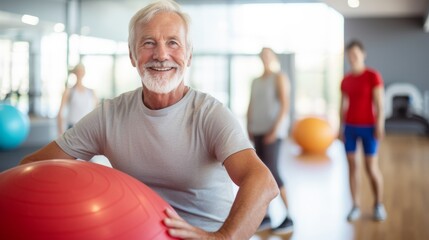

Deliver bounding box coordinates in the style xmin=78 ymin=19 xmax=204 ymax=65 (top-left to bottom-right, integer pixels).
xmin=0 ymin=0 xmax=428 ymax=239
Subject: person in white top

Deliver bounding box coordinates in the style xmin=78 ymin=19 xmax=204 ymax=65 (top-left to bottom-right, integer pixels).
xmin=21 ymin=0 xmax=279 ymax=239
xmin=57 ymin=63 xmax=98 ymax=135
xmin=247 ymin=47 xmax=293 ymax=234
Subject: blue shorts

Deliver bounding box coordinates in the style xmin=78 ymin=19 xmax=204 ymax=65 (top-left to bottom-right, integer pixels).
xmin=344 ymin=124 xmax=378 ymax=156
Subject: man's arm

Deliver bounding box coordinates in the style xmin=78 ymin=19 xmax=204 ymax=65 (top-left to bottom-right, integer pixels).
xmin=373 ymin=86 xmax=385 ymax=139
xmin=20 ymin=141 xmax=75 ymax=165
xmin=264 ymin=73 xmax=289 ymax=144
xmin=338 ymin=93 xmax=347 ymax=141
xmin=218 ymin=149 xmax=279 ymax=238
xmin=164 ymin=149 xmax=279 ymax=239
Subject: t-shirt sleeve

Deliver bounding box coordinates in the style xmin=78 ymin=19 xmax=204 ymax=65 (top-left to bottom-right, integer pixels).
xmin=203 ymin=102 xmax=253 ymax=164
xmin=55 ymin=104 xmax=105 ymax=160
xmin=372 ymin=71 xmax=384 ymax=87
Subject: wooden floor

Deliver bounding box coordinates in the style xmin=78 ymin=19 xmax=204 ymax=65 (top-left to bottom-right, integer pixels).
xmin=252 ymin=134 xmax=429 ymax=240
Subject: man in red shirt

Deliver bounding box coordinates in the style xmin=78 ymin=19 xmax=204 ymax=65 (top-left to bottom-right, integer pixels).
xmin=339 ymin=40 xmax=387 ymax=221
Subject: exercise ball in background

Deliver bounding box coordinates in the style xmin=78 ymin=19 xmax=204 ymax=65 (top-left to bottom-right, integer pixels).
xmin=0 ymin=159 xmax=178 ymax=240
xmin=292 ymin=117 xmax=335 ymax=154
xmin=0 ymin=104 xmax=30 ymax=150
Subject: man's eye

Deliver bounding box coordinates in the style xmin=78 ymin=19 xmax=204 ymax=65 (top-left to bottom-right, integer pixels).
xmin=169 ymin=41 xmax=180 ymax=48
xmin=143 ymin=42 xmax=155 ymax=48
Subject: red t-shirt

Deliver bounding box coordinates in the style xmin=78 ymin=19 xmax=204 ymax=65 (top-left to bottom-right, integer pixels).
xmin=341 ymin=68 xmax=383 ymax=125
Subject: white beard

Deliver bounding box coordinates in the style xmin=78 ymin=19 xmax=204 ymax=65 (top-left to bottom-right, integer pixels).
xmin=140 ymin=61 xmax=185 ymax=94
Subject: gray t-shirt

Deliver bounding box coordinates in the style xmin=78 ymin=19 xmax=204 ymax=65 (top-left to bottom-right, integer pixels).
xmin=56 ymin=87 xmax=253 ymax=232
xmin=249 ymin=74 xmax=289 ymax=139
xmin=67 ymin=87 xmax=95 ymax=125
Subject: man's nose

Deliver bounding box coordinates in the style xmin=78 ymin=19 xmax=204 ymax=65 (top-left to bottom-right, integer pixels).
xmin=153 ymin=44 xmax=168 ymax=61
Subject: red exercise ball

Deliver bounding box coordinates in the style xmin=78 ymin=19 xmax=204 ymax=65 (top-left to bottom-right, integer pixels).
xmin=0 ymin=159 xmax=178 ymax=240
xmin=292 ymin=117 xmax=335 ymax=154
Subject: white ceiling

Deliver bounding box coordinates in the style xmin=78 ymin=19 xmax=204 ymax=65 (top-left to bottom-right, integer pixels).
xmin=323 ymin=0 xmax=429 ymax=18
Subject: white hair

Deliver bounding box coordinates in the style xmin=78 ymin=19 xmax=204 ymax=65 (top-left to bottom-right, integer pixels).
xmin=128 ymin=0 xmax=192 ymax=60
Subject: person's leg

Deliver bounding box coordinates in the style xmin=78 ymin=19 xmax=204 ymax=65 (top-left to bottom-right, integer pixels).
xmin=253 ymin=135 xmax=272 ymax=230
xmin=254 ymin=135 xmax=265 ymax=163
xmin=346 ymin=152 xmax=362 ymax=221
xmin=263 ymin=138 xmax=292 ymax=215
xmin=364 ymin=154 xmax=387 ymax=221
xmin=363 ymin=155 xmax=383 ymax=204
xmin=347 ymin=153 xmax=361 ymax=207
xmin=263 ymin=138 xmax=284 ymax=193
xmin=262 ymin=139 xmax=286 ymax=207
xmin=361 ymin=127 xmax=383 ymax=203
xmin=344 ymin=125 xmax=362 ymax=221
xmin=262 ymin=139 xmax=293 ymax=233
xmin=272 ymin=186 xmax=294 ymax=234
xmin=361 ymin=127 xmax=387 ymax=221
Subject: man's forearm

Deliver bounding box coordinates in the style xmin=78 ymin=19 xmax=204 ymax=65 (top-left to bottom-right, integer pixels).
xmin=217 ymin=169 xmax=279 ymax=239
xmin=20 ymin=141 xmax=74 ymax=165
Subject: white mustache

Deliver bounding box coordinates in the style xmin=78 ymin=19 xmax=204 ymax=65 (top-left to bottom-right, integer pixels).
xmin=144 ymin=61 xmax=179 ymax=68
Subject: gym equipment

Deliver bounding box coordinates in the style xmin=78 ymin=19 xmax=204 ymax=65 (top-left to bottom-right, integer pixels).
xmin=0 ymin=159 xmax=178 ymax=239
xmin=385 ymin=83 xmax=429 ymax=135
xmin=292 ymin=117 xmax=335 ymax=154
xmin=385 ymin=83 xmax=423 ymax=118
xmin=0 ymin=104 xmax=30 ymax=150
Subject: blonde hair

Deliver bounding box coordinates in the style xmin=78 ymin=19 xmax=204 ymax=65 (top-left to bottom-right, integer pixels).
xmin=69 ymin=63 xmax=85 ymax=75
xmin=128 ymin=0 xmax=192 ymax=59
xmin=261 ymin=47 xmax=281 ymax=73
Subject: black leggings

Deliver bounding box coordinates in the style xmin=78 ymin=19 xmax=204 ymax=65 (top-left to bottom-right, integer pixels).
xmin=254 ymin=135 xmax=284 ymax=188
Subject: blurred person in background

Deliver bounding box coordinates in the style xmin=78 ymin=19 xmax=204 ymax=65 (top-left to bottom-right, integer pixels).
xmin=57 ymin=63 xmax=98 ymax=135
xmin=339 ymin=39 xmax=387 ymax=222
xmin=247 ymin=47 xmax=293 ymax=234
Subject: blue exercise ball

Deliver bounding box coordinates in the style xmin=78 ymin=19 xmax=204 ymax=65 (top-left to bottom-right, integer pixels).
xmin=0 ymin=104 xmax=30 ymax=150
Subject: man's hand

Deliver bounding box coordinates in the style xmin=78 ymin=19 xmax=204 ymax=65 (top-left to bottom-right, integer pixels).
xmin=164 ymin=209 xmax=227 ymax=240
xmin=337 ymin=131 xmax=344 ymax=142
xmin=263 ymin=131 xmax=277 ymax=145
xmin=375 ymin=124 xmax=385 ymax=140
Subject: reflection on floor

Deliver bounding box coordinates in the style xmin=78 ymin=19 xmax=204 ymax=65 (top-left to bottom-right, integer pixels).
xmin=252 ymin=134 xmax=429 ymax=240
xmin=252 ymin=138 xmax=352 ymax=240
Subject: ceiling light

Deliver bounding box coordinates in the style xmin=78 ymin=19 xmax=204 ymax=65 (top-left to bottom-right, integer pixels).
xmin=348 ymin=0 xmax=360 ymax=8
xmin=21 ymin=14 xmax=39 ymax=25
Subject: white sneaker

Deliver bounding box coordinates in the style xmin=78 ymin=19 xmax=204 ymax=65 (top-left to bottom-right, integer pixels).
xmin=257 ymin=216 xmax=271 ymax=232
xmin=347 ymin=206 xmax=361 ymax=221
xmin=373 ymin=203 xmax=387 ymax=221
xmin=272 ymin=217 xmax=294 ymax=234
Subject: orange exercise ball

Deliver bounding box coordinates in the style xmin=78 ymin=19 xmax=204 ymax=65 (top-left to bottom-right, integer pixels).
xmin=0 ymin=159 xmax=178 ymax=240
xmin=292 ymin=117 xmax=335 ymax=154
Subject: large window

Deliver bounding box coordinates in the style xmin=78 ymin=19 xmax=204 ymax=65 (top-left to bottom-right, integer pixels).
xmin=0 ymin=40 xmax=30 ymax=113
xmin=183 ymin=3 xmax=344 ymax=126
xmin=40 ymin=32 xmax=67 ymax=118
xmin=187 ymin=55 xmax=229 ymax=104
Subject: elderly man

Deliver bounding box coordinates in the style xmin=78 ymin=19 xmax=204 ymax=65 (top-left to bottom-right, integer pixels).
xmin=21 ymin=0 xmax=278 ymax=239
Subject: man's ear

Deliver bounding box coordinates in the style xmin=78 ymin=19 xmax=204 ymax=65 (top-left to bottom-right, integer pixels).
xmin=129 ymin=46 xmax=136 ymax=67
xmin=187 ymin=48 xmax=193 ymax=67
